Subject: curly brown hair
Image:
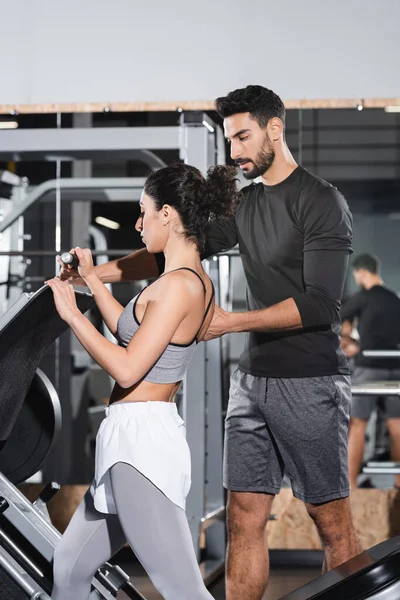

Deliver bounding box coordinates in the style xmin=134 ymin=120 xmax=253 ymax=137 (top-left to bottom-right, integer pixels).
xmin=144 ymin=163 xmax=241 ymax=253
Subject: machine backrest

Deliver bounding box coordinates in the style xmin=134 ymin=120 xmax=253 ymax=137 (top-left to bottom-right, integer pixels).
xmin=0 ymin=285 xmax=93 ymax=440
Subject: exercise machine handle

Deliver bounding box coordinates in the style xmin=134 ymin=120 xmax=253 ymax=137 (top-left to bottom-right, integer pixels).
xmin=60 ymin=252 xmax=79 ymax=270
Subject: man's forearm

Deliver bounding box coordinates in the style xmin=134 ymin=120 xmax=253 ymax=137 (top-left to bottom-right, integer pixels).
xmin=227 ymin=298 xmax=303 ymax=333
xmin=94 ymin=249 xmax=160 ymax=284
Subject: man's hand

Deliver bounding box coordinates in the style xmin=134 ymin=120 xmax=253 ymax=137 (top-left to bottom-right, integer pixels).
xmin=342 ymin=337 xmax=360 ymax=358
xmin=203 ymin=305 xmax=232 ymax=341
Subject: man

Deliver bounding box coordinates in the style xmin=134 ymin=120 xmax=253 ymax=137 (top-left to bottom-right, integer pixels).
xmin=341 ymin=253 xmax=400 ymax=490
xmin=62 ymin=86 xmax=362 ymax=600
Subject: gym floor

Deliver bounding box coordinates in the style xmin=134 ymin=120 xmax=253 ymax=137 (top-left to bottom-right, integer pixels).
xmin=114 ymin=556 xmax=321 ymax=599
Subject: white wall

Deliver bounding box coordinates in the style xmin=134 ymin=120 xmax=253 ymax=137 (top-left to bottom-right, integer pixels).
xmin=1 ymin=0 xmax=400 ymax=107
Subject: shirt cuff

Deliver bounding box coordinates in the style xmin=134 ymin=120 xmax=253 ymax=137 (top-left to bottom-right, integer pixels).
xmin=292 ymin=293 xmax=317 ymax=328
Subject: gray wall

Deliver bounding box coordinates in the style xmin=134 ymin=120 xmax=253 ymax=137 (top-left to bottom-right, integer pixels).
xmin=1 ymin=0 xmax=400 ymax=106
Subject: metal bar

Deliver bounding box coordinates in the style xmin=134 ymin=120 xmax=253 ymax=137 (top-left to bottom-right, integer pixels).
xmin=201 ymin=506 xmax=225 ymax=524
xmin=179 ymin=113 xmax=226 ymax=572
xmin=0 ymin=473 xmax=60 ymax=561
xmin=0 ymin=249 xmax=239 ymax=262
xmin=0 ymin=249 xmax=241 ymax=258
xmin=363 ymin=467 xmax=400 ymax=474
xmin=363 ymin=350 xmax=400 ymax=357
xmin=0 ymin=127 xmax=179 ymax=156
xmin=285 ymin=124 xmax=400 ymax=133
xmin=291 ymin=160 xmax=400 ymax=167
xmin=367 ymin=462 xmax=400 ymax=468
xmin=0 ymin=250 xmax=140 ymax=257
xmin=183 ymin=343 xmax=206 ymax=560
xmin=200 ymin=507 xmax=225 ymax=532
xmin=88 ymin=406 xmax=107 ymax=416
xmin=297 ymin=109 xmax=303 ymax=164
xmin=0 ymin=177 xmax=146 ymax=234
xmin=351 ymin=385 xmax=400 ymax=395
xmin=282 ymin=141 xmax=400 ymax=151
xmin=0 ymin=527 xmax=44 ymax=578
xmin=0 ymin=547 xmax=51 ymax=599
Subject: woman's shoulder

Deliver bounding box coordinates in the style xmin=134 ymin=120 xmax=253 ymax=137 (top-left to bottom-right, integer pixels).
xmin=151 ymin=269 xmax=205 ymax=299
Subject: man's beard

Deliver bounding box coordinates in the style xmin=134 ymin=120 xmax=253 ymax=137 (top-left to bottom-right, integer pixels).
xmin=237 ymin=136 xmax=275 ymax=180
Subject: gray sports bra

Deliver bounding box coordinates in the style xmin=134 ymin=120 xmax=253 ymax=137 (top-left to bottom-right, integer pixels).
xmin=116 ymin=268 xmax=215 ymax=384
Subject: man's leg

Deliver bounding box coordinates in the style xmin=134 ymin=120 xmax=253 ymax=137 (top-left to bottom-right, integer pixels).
xmin=226 ymin=491 xmax=274 ymax=600
xmin=306 ymin=497 xmax=363 ymax=572
xmin=386 ymin=418 xmax=400 ymax=488
xmin=223 ymin=369 xmax=284 ymax=600
xmin=348 ymin=418 xmax=369 ymax=489
xmin=263 ymin=375 xmax=362 ymax=574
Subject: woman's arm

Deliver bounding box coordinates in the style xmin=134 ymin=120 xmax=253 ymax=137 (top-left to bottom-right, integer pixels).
xmin=47 ymin=274 xmax=195 ymax=388
xmin=61 ymin=247 xmax=125 ymax=335
xmin=84 ymin=274 xmax=124 ymax=337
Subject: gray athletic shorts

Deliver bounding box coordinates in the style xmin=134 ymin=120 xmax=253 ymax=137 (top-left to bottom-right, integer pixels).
xmin=351 ymin=367 xmax=400 ymax=421
xmin=223 ymin=369 xmax=351 ymax=504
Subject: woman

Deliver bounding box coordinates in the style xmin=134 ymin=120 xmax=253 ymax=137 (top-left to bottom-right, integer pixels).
xmin=46 ymin=163 xmax=240 ymax=600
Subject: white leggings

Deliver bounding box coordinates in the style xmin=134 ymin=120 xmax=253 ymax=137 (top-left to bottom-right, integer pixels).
xmin=52 ymin=462 xmax=214 ymax=600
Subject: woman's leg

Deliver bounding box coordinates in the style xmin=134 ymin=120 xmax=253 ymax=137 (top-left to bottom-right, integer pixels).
xmin=52 ymin=488 xmax=126 ymax=600
xmin=110 ymin=462 xmax=214 ymax=600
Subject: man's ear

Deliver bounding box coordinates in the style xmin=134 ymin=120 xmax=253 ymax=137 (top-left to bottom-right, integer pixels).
xmin=268 ymin=117 xmax=283 ymax=142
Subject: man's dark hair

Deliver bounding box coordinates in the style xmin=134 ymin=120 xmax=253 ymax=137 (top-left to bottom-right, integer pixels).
xmin=215 ymin=85 xmax=286 ymax=129
xmin=352 ymin=253 xmax=380 ymax=274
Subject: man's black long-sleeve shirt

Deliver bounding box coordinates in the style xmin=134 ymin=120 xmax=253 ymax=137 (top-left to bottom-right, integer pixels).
xmin=158 ymin=166 xmax=352 ymax=377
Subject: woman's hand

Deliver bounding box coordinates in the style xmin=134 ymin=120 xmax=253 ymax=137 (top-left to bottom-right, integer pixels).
xmin=58 ymin=247 xmax=96 ymax=284
xmin=58 ymin=250 xmax=81 ymax=283
xmin=46 ymin=277 xmax=81 ymax=324
xmin=74 ymin=247 xmax=96 ymax=281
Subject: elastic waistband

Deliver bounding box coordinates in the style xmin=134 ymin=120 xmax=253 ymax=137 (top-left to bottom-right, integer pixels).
xmin=105 ymin=401 xmax=178 ymax=417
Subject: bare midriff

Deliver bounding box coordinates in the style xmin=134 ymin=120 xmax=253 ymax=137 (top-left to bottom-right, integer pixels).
xmin=109 ymin=379 xmax=181 ymax=405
